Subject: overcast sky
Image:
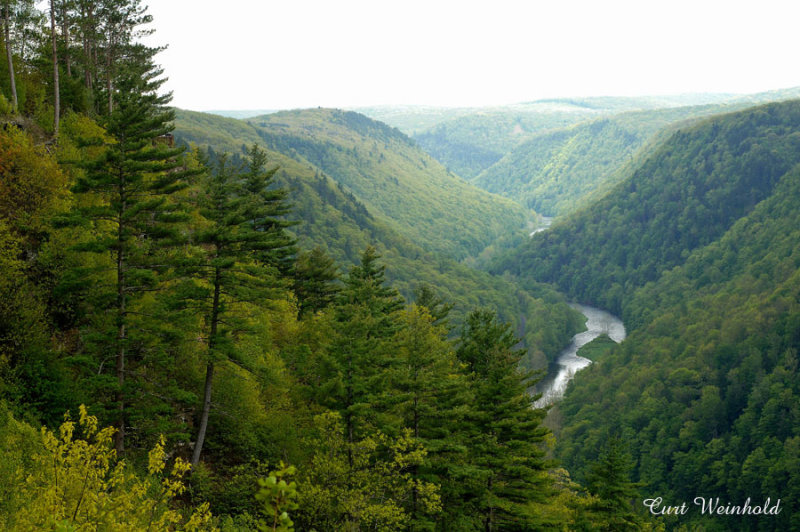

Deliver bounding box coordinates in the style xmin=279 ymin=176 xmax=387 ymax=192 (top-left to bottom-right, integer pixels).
xmin=144 ymin=0 xmax=800 ymax=111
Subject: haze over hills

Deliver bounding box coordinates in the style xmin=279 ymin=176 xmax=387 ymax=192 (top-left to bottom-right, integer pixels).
xmin=472 ymin=103 xmax=747 ymax=216
xmin=357 ymin=93 xmax=744 ymax=179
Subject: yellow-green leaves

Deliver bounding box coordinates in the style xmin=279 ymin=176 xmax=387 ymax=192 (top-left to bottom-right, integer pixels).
xmin=255 ymin=461 xmax=299 ymax=531
xmin=8 ymin=406 xmax=216 ymax=531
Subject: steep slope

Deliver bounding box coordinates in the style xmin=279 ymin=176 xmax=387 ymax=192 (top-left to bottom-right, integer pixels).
xmin=556 ymin=160 xmax=800 ymax=532
xmin=173 ymin=109 xmax=583 ymax=366
xmin=406 ymin=94 xmax=739 ymax=179
xmin=488 ymin=100 xmax=800 ymax=528
xmin=473 ymin=105 xmax=730 ymax=216
xmin=246 ymin=108 xmax=530 ymax=260
xmin=495 ymin=100 xmax=800 ymax=317
xmin=473 ymin=88 xmax=800 ymax=217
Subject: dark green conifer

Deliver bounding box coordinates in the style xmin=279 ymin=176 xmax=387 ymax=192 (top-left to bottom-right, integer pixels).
xmin=63 ymin=51 xmax=194 ymax=454
xmin=455 ymin=309 xmax=554 ymax=531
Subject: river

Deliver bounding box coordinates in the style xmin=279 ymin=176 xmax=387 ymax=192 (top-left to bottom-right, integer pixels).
xmin=529 ymin=216 xmax=553 ymax=236
xmin=533 ymin=304 xmax=626 ymax=408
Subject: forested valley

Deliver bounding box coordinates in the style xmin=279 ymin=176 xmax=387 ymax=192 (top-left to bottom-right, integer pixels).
xmin=1 ymin=2 xmax=799 ymax=531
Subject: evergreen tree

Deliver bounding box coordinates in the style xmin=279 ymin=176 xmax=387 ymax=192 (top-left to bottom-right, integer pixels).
xmin=238 ymin=144 xmax=297 ymax=274
xmin=456 ymin=309 xmax=554 ymax=531
xmin=584 ymin=436 xmax=643 ymax=531
xmin=182 ymin=148 xmax=295 ymax=466
xmin=2 ymin=0 xmax=19 ymax=110
xmin=64 ymin=52 xmax=190 ymax=455
xmin=318 ymin=246 xmax=404 ymax=460
xmin=390 ymin=304 xmax=467 ymax=530
xmin=293 ymin=246 xmax=340 ymax=318
xmin=413 ymin=283 xmax=454 ymax=330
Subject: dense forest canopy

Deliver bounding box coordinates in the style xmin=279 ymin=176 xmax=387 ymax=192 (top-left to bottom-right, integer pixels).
xmin=1 ymin=1 xmax=799 ymax=530
xmin=494 ymin=100 xmax=800 ymax=530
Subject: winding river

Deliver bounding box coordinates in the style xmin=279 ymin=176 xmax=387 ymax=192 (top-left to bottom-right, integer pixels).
xmin=533 ymin=304 xmax=626 ymax=408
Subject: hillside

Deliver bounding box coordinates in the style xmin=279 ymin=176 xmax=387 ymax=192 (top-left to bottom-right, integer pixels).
xmin=486 ymin=100 xmax=800 ymax=528
xmin=556 ymin=155 xmax=800 ymax=531
xmin=404 ymin=94 xmax=739 ymax=179
xmin=244 ymin=108 xmax=531 ymax=260
xmin=473 ymin=104 xmax=735 ymax=216
xmin=495 ymin=100 xmax=800 ymax=317
xmin=473 ymin=88 xmax=800 ymax=217
xmin=173 ymin=109 xmax=583 ymax=366
xmin=411 ymin=106 xmax=595 ymax=178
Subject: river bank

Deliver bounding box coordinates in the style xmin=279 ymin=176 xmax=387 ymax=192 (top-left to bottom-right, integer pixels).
xmin=533 ymin=304 xmax=626 ymax=407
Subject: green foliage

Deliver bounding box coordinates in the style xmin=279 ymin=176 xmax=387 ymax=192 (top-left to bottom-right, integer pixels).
xmin=472 ymin=104 xmax=757 ymax=216
xmin=255 ymin=462 xmax=298 ymax=532
xmin=497 ymin=100 xmax=800 ymax=318
xmin=173 ymin=109 xmax=584 ymax=365
xmin=3 ymin=405 xmax=215 ymax=531
xmin=576 ymin=334 xmax=617 ymax=361
xmin=405 ymin=95 xmax=740 ymax=180
xmin=453 ymin=309 xmax=555 ymax=530
xmin=246 ymin=108 xmax=530 ymax=261
xmin=295 ymin=412 xmax=441 ymax=532
xmin=317 ymin=246 xmax=405 ymax=442
xmin=545 ymin=103 xmax=800 ymax=530
xmin=584 ymin=437 xmax=644 ymax=531
xmin=59 ymin=48 xmax=195 ymax=452
xmin=292 ymin=246 xmax=341 ymax=318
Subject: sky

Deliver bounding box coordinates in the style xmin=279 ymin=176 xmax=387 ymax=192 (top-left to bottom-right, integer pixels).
xmin=144 ymin=0 xmax=800 ymax=112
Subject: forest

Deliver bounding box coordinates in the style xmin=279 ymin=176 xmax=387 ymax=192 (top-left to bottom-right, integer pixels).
xmin=2 ymin=1 xmax=799 ymax=531
xmin=494 ymin=100 xmax=800 ymax=530
xmin=0 ymin=1 xmax=642 ymax=530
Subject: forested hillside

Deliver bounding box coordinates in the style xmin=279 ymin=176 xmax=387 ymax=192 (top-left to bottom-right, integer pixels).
xmin=494 ymin=99 xmax=800 ymax=530
xmin=245 ymin=108 xmax=530 ymax=261
xmin=0 ymin=2 xmax=625 ymax=530
xmin=4 ymin=1 xmax=799 ymax=530
xmin=496 ymin=100 xmax=800 ymax=317
xmin=471 ymin=89 xmax=800 ymax=218
xmin=472 ymin=104 xmax=732 ymax=216
xmin=557 ymin=155 xmax=800 ymax=532
xmin=404 ymin=94 xmax=739 ymax=180
xmin=173 ymin=109 xmax=584 ymax=366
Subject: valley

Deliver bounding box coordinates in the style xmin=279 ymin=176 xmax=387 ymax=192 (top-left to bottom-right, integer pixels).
xmin=1 ymin=2 xmax=799 ymax=528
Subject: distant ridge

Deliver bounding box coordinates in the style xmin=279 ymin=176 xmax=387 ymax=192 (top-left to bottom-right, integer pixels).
xmin=205 ymin=109 xmax=277 ymax=119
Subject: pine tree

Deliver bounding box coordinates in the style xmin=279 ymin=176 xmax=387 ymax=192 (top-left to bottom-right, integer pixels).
xmin=293 ymin=246 xmax=340 ymax=318
xmin=456 ymin=309 xmax=554 ymax=531
xmin=584 ymin=436 xmax=644 ymax=531
xmin=2 ymin=0 xmax=19 ymax=110
xmin=390 ymin=304 xmax=468 ymax=530
xmin=318 ymin=246 xmax=404 ymax=462
xmin=183 ymin=148 xmax=295 ymax=467
xmin=65 ymin=52 xmax=191 ymax=455
xmin=413 ymin=283 xmax=454 ymax=330
xmin=237 ymin=144 xmax=297 ymax=274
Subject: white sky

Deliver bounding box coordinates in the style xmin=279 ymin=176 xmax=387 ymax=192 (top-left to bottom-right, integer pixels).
xmin=143 ymin=0 xmax=800 ymax=111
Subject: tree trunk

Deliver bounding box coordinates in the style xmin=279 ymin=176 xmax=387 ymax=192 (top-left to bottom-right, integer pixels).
xmin=484 ymin=476 xmax=494 ymax=532
xmin=105 ymin=38 xmax=112 ymax=114
xmin=3 ymin=1 xmax=16 ymax=110
xmin=115 ymin=243 xmax=125 ymax=455
xmin=191 ymin=266 xmax=222 ymax=467
xmin=191 ymin=361 xmax=214 ymax=467
xmin=114 ymin=169 xmax=127 ymax=456
xmin=49 ymin=0 xmax=59 ymax=134
xmin=61 ymin=0 xmax=71 ymax=77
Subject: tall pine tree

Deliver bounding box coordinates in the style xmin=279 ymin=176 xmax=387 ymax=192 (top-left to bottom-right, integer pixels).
xmin=65 ymin=50 xmax=190 ymax=455
xmin=318 ymin=246 xmax=404 ymax=462
xmin=182 ymin=147 xmax=295 ymax=467
xmin=456 ymin=309 xmax=554 ymax=531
